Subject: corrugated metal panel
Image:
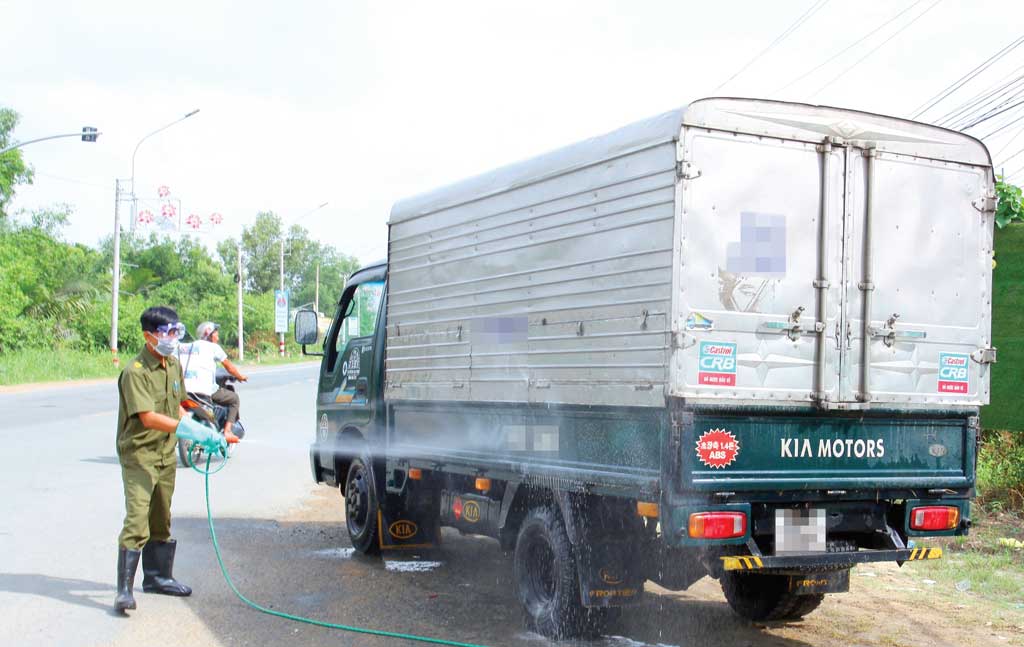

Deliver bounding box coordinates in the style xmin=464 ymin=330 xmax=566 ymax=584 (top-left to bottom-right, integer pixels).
xmin=387 ymin=136 xmax=678 ymax=406
xmin=385 ymin=98 xmax=993 ymax=411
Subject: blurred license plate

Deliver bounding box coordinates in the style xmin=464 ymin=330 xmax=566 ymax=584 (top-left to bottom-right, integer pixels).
xmin=775 ymin=508 xmax=827 ymax=554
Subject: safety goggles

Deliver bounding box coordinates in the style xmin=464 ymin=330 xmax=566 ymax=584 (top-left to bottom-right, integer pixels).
xmin=154 ymin=322 xmax=187 ymax=338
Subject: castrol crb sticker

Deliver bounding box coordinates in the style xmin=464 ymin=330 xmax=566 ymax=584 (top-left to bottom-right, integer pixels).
xmin=698 ymin=341 xmax=737 ymax=386
xmin=696 ymin=429 xmax=740 ymax=469
xmin=937 ymin=352 xmax=969 ymax=394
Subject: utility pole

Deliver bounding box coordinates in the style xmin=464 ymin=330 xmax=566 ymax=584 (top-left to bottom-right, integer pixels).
xmin=237 ymin=240 xmax=244 ymax=362
xmin=315 ymin=262 xmax=320 ymax=314
xmin=279 ymin=232 xmax=286 ymax=357
xmin=110 ymin=179 xmax=125 ymax=365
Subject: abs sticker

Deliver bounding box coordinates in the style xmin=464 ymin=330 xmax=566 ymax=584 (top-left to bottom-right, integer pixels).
xmin=696 ymin=428 xmax=740 ymax=469
xmin=698 ymin=341 xmax=737 ymax=386
xmin=938 ymin=353 xmax=969 ymax=394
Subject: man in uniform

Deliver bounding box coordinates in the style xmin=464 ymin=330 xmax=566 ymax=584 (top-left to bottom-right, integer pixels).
xmin=115 ymin=306 xmax=226 ymax=613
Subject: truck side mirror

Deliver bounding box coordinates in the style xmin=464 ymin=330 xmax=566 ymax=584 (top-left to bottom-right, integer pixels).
xmin=294 ymin=309 xmax=320 ymax=346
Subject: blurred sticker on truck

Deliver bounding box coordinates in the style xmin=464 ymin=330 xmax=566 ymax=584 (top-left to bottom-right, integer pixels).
xmin=938 ymin=353 xmax=969 ymax=394
xmin=696 ymin=428 xmax=740 ymax=468
xmin=699 ymin=341 xmax=737 ymax=386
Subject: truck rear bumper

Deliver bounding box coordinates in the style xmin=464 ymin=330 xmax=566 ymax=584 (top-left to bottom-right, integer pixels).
xmin=722 ymin=546 xmax=942 ymax=571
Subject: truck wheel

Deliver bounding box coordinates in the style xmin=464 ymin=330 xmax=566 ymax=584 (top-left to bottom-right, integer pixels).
xmin=513 ymin=507 xmax=590 ymax=639
xmin=721 ymin=572 xmax=823 ymax=621
xmin=344 ymin=456 xmax=380 ymax=555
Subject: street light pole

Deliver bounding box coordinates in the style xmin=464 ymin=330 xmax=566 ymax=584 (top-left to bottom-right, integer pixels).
xmin=110 ymin=109 xmax=200 ymax=366
xmin=130 ymin=109 xmax=200 ymax=227
xmin=237 ymin=239 xmax=245 ymax=362
xmin=278 ymin=201 xmax=328 ymax=356
xmin=279 ymin=233 xmax=286 ymax=356
xmin=0 ymin=128 xmax=102 ymax=155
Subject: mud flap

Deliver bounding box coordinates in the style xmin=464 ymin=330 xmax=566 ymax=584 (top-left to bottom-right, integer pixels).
xmin=377 ymin=507 xmax=440 ymax=550
xmin=787 ymin=569 xmax=850 ymax=595
xmin=576 ymin=539 xmax=646 ymax=607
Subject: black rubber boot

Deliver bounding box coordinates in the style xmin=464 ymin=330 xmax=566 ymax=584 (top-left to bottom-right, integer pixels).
xmin=114 ymin=548 xmax=141 ymax=612
xmin=142 ymin=540 xmax=192 ymax=596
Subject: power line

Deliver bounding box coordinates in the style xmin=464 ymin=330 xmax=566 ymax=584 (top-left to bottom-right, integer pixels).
xmin=952 ymin=82 xmax=1024 ymax=130
xmin=809 ymin=0 xmax=943 ymax=100
xmin=998 ymin=143 xmax=1024 ymax=168
xmin=939 ymin=69 xmax=1024 ymax=128
xmin=713 ymin=0 xmax=831 ymax=94
xmin=993 ymin=123 xmax=1024 ymax=159
xmin=963 ymin=98 xmax=1024 ymax=132
xmin=34 ymin=171 xmax=109 ymax=189
xmin=771 ymin=0 xmax=925 ymax=97
xmin=972 ymin=104 xmax=1024 ymax=140
xmin=911 ymin=33 xmax=1024 ymax=120
xmin=981 ymin=114 xmax=1024 ymax=141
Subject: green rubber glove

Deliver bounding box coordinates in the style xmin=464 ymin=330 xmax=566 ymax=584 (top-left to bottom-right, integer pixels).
xmin=175 ymin=416 xmax=227 ymax=455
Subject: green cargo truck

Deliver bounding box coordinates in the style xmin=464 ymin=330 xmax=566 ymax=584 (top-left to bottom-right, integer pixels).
xmin=295 ymin=98 xmax=995 ymax=638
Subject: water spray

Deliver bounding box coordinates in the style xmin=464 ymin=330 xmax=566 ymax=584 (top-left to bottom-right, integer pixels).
xmin=189 ymin=455 xmax=490 ymax=647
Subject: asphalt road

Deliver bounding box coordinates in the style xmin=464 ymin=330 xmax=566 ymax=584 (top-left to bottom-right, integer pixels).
xmin=0 ymin=361 xmax=811 ymax=647
xmin=3 ymin=361 xmax=1017 ymax=647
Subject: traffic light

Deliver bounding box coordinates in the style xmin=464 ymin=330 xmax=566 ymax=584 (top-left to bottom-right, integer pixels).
xmin=81 ymin=127 xmax=99 ymax=142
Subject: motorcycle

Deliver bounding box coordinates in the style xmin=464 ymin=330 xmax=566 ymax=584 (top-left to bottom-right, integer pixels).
xmin=178 ymin=369 xmax=245 ymax=467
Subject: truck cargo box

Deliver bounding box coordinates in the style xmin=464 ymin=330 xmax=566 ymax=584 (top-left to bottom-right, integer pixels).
xmin=385 ymin=98 xmax=995 ymax=411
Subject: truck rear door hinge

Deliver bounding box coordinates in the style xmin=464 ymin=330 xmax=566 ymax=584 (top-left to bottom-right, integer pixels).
xmin=972 ymin=192 xmax=997 ymax=214
xmin=676 ymin=160 xmax=702 ymax=180
xmin=971 ymin=347 xmax=997 ymax=364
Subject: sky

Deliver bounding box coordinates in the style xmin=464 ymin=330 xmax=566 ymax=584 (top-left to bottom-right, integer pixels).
xmin=4 ymin=0 xmax=1024 ymax=265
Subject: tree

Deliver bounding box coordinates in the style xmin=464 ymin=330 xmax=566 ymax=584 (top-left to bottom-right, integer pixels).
xmin=220 ymin=211 xmax=360 ymax=304
xmin=996 ymin=175 xmax=1024 ymax=228
xmin=0 ymin=107 xmax=35 ymax=217
xmin=235 ymin=211 xmax=284 ymax=293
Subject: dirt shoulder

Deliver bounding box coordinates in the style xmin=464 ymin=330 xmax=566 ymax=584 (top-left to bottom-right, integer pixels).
xmin=273 ymin=490 xmax=1024 ymax=647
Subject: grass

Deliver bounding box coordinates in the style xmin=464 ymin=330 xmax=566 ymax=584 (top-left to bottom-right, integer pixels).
xmin=912 ymin=507 xmax=1024 ymax=607
xmin=0 ymin=347 xmax=316 ymax=386
xmin=0 ymin=348 xmax=121 ymax=385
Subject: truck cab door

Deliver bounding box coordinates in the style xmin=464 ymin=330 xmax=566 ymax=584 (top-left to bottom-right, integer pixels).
xmin=319 ymin=280 xmax=386 ymax=432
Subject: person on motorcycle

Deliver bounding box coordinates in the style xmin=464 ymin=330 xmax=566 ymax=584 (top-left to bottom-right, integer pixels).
xmin=178 ymin=321 xmax=248 ymax=442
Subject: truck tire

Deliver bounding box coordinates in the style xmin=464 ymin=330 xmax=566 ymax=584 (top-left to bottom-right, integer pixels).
xmin=721 ymin=572 xmax=823 ymax=621
xmin=344 ymin=456 xmax=380 ymax=555
xmin=513 ymin=507 xmax=591 ymax=639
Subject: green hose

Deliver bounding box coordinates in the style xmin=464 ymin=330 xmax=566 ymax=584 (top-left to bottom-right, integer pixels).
xmin=196 ymin=455 xmax=491 ymax=647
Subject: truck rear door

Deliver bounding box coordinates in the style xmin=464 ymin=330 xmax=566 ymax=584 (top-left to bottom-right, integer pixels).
xmin=671 ymin=102 xmax=995 ymax=409
xmin=841 ymin=148 xmax=993 ymax=406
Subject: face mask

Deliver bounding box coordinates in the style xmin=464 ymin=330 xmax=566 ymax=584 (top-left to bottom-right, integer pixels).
xmin=153 ymin=336 xmax=179 ymax=357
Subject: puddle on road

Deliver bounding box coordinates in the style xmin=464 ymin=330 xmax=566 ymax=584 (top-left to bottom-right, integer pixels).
xmin=516 ymin=632 xmax=679 ymax=647
xmin=384 ymin=560 xmax=443 ymax=573
xmin=314 ymin=547 xmax=356 ymax=559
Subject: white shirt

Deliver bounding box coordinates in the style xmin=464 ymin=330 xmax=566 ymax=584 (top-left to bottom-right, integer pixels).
xmin=178 ymin=339 xmax=227 ymax=395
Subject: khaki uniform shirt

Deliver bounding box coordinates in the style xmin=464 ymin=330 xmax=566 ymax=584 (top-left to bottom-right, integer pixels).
xmin=116 ymin=348 xmax=183 ymax=466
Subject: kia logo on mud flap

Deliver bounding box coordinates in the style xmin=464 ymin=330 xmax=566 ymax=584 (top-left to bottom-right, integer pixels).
xmin=463 ymin=501 xmax=481 ymax=523
xmin=389 ymin=520 xmax=418 ymax=540
xmin=599 ymin=568 xmax=623 ymax=585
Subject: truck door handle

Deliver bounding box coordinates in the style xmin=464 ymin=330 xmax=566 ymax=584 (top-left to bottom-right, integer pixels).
xmin=867 ymin=314 xmax=927 ymax=347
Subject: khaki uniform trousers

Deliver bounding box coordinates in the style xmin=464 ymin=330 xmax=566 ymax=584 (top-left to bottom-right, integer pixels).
xmin=118 ymin=460 xmax=176 ymax=550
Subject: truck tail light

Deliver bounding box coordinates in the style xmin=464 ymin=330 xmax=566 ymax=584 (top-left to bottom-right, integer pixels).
xmin=909 ymin=506 xmax=960 ymax=531
xmin=688 ymin=512 xmax=747 ymax=539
